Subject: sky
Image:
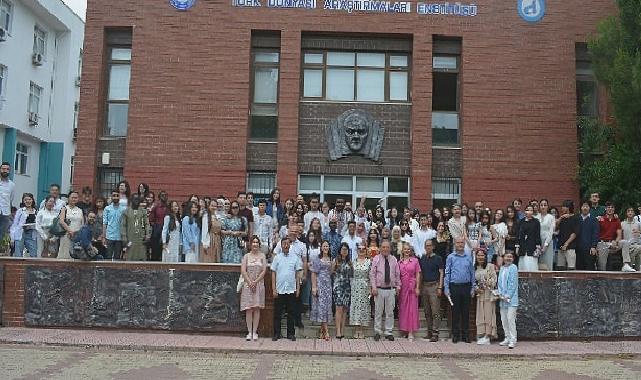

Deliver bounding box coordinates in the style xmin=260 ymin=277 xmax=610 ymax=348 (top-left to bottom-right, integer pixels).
xmin=62 ymin=0 xmax=87 ymax=20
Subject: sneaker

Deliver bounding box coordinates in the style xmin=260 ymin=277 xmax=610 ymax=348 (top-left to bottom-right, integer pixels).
xmin=374 ymin=333 xmax=381 ymax=341
xmin=253 ymin=333 xmax=259 ymax=341
xmin=508 ymin=341 xmax=516 ymax=349
xmin=245 ymin=333 xmax=252 ymax=341
xmin=408 ymin=334 xmax=414 ymax=342
xmin=477 ymin=337 xmax=490 ymax=345
xmin=385 ymin=335 xmax=395 ymax=341
xmin=499 ymin=339 xmax=509 ymax=346
xmin=622 ymin=264 xmax=636 ymax=272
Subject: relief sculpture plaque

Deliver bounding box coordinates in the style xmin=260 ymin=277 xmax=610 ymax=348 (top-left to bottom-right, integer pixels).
xmin=327 ymin=109 xmax=384 ymax=162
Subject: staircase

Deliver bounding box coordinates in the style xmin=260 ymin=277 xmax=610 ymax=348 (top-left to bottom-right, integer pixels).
xmin=281 ymin=311 xmax=452 ymax=340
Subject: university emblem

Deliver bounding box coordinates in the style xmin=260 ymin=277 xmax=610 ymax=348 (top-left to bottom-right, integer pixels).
xmin=169 ymin=0 xmax=197 ymax=11
xmin=518 ymin=0 xmax=545 ymax=23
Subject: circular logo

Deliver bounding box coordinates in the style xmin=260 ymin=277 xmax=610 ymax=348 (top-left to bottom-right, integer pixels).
xmin=518 ymin=0 xmax=545 ymax=23
xmin=169 ymin=0 xmax=197 ymax=11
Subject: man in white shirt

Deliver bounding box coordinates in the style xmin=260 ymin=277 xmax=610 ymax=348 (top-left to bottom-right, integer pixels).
xmin=271 ymin=238 xmax=302 ymax=341
xmin=329 ymin=198 xmax=353 ymax=235
xmin=254 ymin=199 xmax=276 ymax=256
xmin=413 ymin=214 xmax=437 ymax=258
xmin=38 ymin=183 xmax=66 ymax=212
xmin=0 ymin=162 xmax=15 ymax=238
xmin=341 ymin=220 xmax=362 ymax=261
xmin=621 ymin=206 xmax=641 ymax=272
xmin=303 ymin=194 xmax=322 ymax=233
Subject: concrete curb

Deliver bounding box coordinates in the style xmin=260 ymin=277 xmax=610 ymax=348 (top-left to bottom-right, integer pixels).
xmin=1 ymin=338 xmax=639 ymax=360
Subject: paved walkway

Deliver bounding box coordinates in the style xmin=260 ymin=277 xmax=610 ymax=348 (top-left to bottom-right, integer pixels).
xmin=0 ymin=327 xmax=639 ymax=358
xmin=2 ymin=344 xmax=641 ymax=380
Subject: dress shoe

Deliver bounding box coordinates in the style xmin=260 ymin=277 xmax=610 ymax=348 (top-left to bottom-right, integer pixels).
xmin=272 ymin=336 xmax=281 ymax=341
xmin=287 ymin=335 xmax=296 ymax=341
xmin=385 ymin=335 xmax=395 ymax=341
xmin=463 ymin=337 xmax=471 ymax=343
xmin=374 ymin=333 xmax=381 ymax=341
xmin=430 ymin=336 xmax=439 ymax=342
xmin=452 ymin=336 xmax=459 ymax=344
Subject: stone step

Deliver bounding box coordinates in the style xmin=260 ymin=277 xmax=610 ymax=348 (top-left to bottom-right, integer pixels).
xmin=279 ymin=316 xmax=452 ymax=340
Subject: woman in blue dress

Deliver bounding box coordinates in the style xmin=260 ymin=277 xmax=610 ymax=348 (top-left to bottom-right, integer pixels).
xmin=311 ymin=240 xmax=333 ymax=340
xmin=181 ymin=201 xmax=201 ymax=263
xmin=221 ymin=200 xmax=248 ymax=264
xmin=332 ymin=242 xmax=353 ymax=340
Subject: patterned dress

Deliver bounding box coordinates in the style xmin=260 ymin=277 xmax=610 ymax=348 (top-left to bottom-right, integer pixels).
xmin=349 ymin=258 xmax=371 ymax=326
xmin=333 ymin=260 xmax=353 ymax=307
xmin=310 ymin=256 xmax=333 ymax=323
xmin=221 ymin=216 xmax=246 ymax=264
xmin=240 ymin=253 xmax=266 ymax=311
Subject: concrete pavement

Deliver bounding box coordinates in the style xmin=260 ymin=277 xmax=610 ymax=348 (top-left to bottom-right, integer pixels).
xmin=0 ymin=327 xmax=639 ymax=359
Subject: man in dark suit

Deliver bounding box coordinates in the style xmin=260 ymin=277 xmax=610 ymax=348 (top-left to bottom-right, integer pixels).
xmin=576 ymin=199 xmax=600 ymax=270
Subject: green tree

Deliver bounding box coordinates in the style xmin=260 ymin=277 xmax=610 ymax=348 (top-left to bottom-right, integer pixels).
xmin=580 ymin=0 xmax=641 ymax=209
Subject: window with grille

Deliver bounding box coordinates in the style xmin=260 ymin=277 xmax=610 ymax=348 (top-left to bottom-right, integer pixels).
xmin=98 ymin=167 xmax=124 ymax=197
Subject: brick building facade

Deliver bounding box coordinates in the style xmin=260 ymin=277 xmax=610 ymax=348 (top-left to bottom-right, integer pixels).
xmin=73 ymin=0 xmax=614 ymax=211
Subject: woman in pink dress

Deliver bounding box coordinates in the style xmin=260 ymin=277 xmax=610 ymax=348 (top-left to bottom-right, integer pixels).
xmin=240 ymin=236 xmax=267 ymax=341
xmin=398 ymin=242 xmax=421 ymax=341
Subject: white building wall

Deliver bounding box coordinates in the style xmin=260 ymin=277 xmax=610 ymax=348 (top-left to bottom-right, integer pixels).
xmin=0 ymin=0 xmax=84 ymax=203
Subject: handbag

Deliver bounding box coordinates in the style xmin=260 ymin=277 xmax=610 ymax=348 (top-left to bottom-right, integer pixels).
xmin=236 ymin=275 xmax=245 ymax=293
xmin=50 ymin=209 xmax=70 ymax=237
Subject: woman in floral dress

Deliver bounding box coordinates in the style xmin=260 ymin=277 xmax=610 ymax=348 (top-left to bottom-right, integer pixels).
xmin=221 ymin=200 xmax=247 ymax=264
xmin=332 ymin=242 xmax=353 ymax=340
xmin=349 ymin=243 xmax=371 ymax=338
xmin=311 ymin=240 xmax=333 ymax=340
xmin=240 ymin=236 xmax=267 ymax=341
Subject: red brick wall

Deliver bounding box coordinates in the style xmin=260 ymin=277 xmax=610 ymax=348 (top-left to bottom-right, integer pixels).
xmin=74 ymin=0 xmax=616 ymax=209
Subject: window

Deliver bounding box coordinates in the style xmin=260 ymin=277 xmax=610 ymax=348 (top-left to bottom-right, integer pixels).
xmin=0 ymin=65 xmax=6 ymax=99
xmin=14 ymin=142 xmax=28 ymax=175
xmin=298 ymin=175 xmax=409 ymax=209
xmin=0 ymin=0 xmax=12 ymax=32
xmin=302 ymin=51 xmax=410 ymax=102
xmin=576 ymin=44 xmax=597 ymax=119
xmin=247 ymin=172 xmax=276 ymax=201
xmin=33 ymin=25 xmax=46 ymax=56
xmin=432 ymin=177 xmax=461 ymax=210
xmin=28 ymin=82 xmax=42 ymax=115
xmin=98 ymin=167 xmax=124 ymax=197
xmin=250 ymin=49 xmax=280 ymax=140
xmin=73 ymin=102 xmax=80 ymax=133
xmin=432 ymin=38 xmax=461 ymax=146
xmin=105 ymin=46 xmax=131 ymax=136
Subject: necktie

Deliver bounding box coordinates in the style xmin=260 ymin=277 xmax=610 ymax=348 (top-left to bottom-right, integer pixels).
xmin=384 ymin=256 xmax=390 ymax=284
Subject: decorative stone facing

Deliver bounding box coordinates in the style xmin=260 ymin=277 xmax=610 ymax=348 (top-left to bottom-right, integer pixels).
xmin=518 ymin=273 xmax=641 ymax=338
xmin=23 ymin=265 xmax=244 ymax=332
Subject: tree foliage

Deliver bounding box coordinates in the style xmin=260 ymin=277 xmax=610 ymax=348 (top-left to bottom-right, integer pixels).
xmin=580 ymin=0 xmax=641 ymax=208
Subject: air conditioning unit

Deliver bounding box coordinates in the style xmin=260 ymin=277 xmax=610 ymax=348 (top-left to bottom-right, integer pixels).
xmin=32 ymin=53 xmax=44 ymax=66
xmin=75 ymin=76 xmax=81 ymax=87
xmin=28 ymin=112 xmax=38 ymax=126
xmin=0 ymin=28 xmax=7 ymax=42
xmin=73 ymin=127 xmax=78 ymax=140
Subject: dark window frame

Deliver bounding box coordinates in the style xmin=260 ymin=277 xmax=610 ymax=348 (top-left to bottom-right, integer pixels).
xmin=104 ymin=44 xmax=132 ymax=137
xmin=301 ymin=50 xmax=411 ymax=103
xmin=432 ymin=54 xmax=461 ymax=146
xmin=98 ymin=167 xmax=124 ymax=198
xmin=249 ymin=48 xmax=280 ymax=141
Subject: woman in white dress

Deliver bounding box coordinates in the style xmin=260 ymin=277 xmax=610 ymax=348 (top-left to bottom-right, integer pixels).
xmin=36 ymin=196 xmax=60 ymax=258
xmin=536 ymin=199 xmax=556 ymax=271
xmin=58 ymin=191 xmax=84 ymax=260
xmin=161 ymin=200 xmax=181 ymax=263
xmin=491 ymin=209 xmax=508 ymax=267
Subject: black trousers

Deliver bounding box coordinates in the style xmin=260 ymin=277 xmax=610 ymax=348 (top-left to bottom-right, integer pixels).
xmin=105 ymin=240 xmax=123 ymax=260
xmin=273 ymin=293 xmax=296 ymax=338
xmin=576 ymin=247 xmax=596 ymax=271
xmin=450 ymin=282 xmax=471 ymax=340
xmin=150 ymin=224 xmax=163 ymax=261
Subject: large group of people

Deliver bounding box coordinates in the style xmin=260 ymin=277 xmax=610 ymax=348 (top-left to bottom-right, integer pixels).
xmin=1 ymin=159 xmax=640 ymax=346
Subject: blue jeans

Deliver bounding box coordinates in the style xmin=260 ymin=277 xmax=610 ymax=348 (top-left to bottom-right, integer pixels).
xmin=14 ymin=229 xmax=38 ymax=257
